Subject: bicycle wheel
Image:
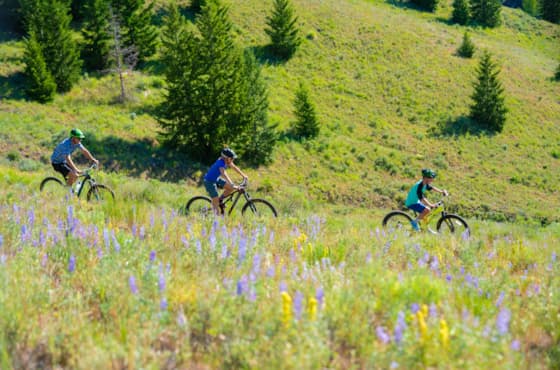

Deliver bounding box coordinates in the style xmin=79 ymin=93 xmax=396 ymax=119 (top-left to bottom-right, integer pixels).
xmin=241 ymin=198 xmax=277 ymax=218
xmin=39 ymin=177 xmax=71 ymax=198
xmin=86 ymin=184 xmax=115 ymax=202
xmin=437 ymin=214 xmax=469 ymax=236
xmin=382 ymin=211 xmax=414 ymax=231
xmin=185 ymin=196 xmax=213 ymax=217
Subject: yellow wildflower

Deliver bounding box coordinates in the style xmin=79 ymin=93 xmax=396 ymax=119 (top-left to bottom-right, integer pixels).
xmin=308 ymin=297 xmax=318 ymax=321
xmin=417 ymin=310 xmax=428 ymax=341
xmin=281 ymin=292 xmax=292 ymax=327
xmin=440 ymin=319 xmax=450 ymax=349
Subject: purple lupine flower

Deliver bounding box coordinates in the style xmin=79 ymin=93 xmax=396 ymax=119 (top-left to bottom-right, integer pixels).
xmin=496 ymin=308 xmax=511 ymax=335
xmin=139 ymin=226 xmax=146 ymax=240
xmin=293 ymin=291 xmax=304 ymax=320
xmin=97 ymin=247 xmax=103 ymax=259
xmin=315 ymin=286 xmax=324 ymax=307
xmin=103 ymin=229 xmax=110 ymax=249
xmin=111 ymin=231 xmax=120 ymax=252
xmin=160 ymin=298 xmax=168 ymax=311
xmin=237 ymin=275 xmax=248 ymax=296
xmin=269 ymin=230 xmax=275 ymax=244
xmin=27 ymin=209 xmax=35 ymax=228
xmin=248 ymin=287 xmax=257 ymax=302
xmin=0 ymin=234 xmax=3 ymax=248
xmin=195 ymin=239 xmax=202 ymax=254
xmin=41 ymin=253 xmax=48 ymax=267
xmin=376 ymin=326 xmax=391 ymax=344
xmin=495 ymin=291 xmax=505 ymax=307
xmin=21 ymin=224 xmax=29 ymax=243
xmin=552 ymin=252 xmax=557 ymax=263
xmin=177 ymin=310 xmax=187 ymax=326
xmin=390 ymin=361 xmax=399 ymax=369
xmin=68 ymin=255 xmax=76 ymax=273
xmin=394 ymin=311 xmax=407 ymax=345
xmin=237 ymin=238 xmax=247 ymax=265
xmin=461 ymin=229 xmax=470 ymax=240
xmin=446 ymin=274 xmax=453 ymax=282
xmin=132 ymin=224 xmax=137 ymax=237
xmin=429 ymin=303 xmax=437 ymax=318
xmin=510 ymin=339 xmax=521 ymax=351
xmin=129 ymin=275 xmax=139 ymax=294
xmin=149 ymin=250 xmax=156 ymax=262
xmin=252 ymin=253 xmax=261 ymax=275
xmin=158 ymin=266 xmax=166 ymax=292
xmin=366 ymin=252 xmax=372 ymax=263
xmin=411 ymin=303 xmax=420 ymax=314
xmin=221 ymin=243 xmax=228 ymax=259
xmin=279 ymin=281 xmax=288 ymax=293
xmin=266 ymin=265 xmax=275 ymax=278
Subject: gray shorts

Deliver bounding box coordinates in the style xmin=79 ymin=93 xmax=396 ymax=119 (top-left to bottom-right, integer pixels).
xmin=204 ymin=178 xmax=226 ymax=198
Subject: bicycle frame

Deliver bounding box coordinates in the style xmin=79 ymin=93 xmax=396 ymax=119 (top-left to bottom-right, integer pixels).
xmin=219 ymin=183 xmax=252 ymax=216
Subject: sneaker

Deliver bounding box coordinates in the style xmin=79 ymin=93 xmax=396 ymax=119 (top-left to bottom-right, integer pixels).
xmin=410 ymin=220 xmax=420 ymax=231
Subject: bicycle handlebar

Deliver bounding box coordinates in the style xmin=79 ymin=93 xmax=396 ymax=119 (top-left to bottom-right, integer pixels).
xmin=80 ymin=163 xmax=98 ymax=176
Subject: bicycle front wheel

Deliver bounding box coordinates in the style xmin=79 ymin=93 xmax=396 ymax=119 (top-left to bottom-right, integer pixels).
xmin=87 ymin=184 xmax=115 ymax=202
xmin=437 ymin=214 xmax=469 ymax=236
xmin=382 ymin=211 xmax=414 ymax=231
xmin=241 ymin=199 xmax=277 ymax=218
xmin=40 ymin=177 xmax=71 ymax=199
xmin=185 ymin=196 xmax=213 ymax=217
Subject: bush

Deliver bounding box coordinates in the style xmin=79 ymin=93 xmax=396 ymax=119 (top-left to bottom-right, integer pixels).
xmin=412 ymin=0 xmax=439 ymax=11
xmin=18 ymin=159 xmax=41 ymax=172
xmin=457 ymin=32 xmax=475 ymax=58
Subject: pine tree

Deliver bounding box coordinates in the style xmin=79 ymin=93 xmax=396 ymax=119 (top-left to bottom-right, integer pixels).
xmin=452 ymin=0 xmax=470 ymax=24
xmin=265 ymin=0 xmax=302 ymax=59
xmin=471 ymin=0 xmax=502 ymax=27
xmin=470 ymin=51 xmax=507 ymax=132
xmin=236 ymin=50 xmax=277 ymax=166
xmin=541 ymin=0 xmax=560 ymax=23
xmin=111 ymin=0 xmax=158 ymax=63
xmin=81 ymin=0 xmax=112 ymax=71
xmin=21 ymin=0 xmax=82 ymax=92
xmin=457 ymin=32 xmax=475 ymax=58
xmin=23 ymin=32 xmax=56 ymax=103
xmin=293 ymin=83 xmax=319 ymax=139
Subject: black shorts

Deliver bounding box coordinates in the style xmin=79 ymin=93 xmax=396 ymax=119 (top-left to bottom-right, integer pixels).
xmin=52 ymin=162 xmax=72 ymax=178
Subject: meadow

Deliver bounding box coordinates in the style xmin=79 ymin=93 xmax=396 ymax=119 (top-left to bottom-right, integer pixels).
xmin=0 ymin=169 xmax=559 ymax=368
xmin=1 ymin=0 xmax=560 ymax=367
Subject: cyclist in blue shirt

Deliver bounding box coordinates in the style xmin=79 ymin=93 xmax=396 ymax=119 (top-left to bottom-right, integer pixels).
xmin=405 ymin=168 xmax=448 ymax=231
xmin=204 ymin=148 xmax=248 ymax=215
xmin=50 ymin=128 xmax=98 ymax=188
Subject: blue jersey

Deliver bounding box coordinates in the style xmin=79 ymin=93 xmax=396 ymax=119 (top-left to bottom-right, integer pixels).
xmin=204 ymin=158 xmax=228 ymax=182
xmin=51 ymin=138 xmax=84 ymax=164
xmin=405 ymin=180 xmax=433 ymax=207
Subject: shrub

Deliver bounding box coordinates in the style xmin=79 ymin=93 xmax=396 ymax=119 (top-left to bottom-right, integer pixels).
xmin=452 ymin=0 xmax=470 ymax=24
xmin=457 ymin=32 xmax=475 ymax=58
xmin=412 ymin=0 xmax=439 ymax=11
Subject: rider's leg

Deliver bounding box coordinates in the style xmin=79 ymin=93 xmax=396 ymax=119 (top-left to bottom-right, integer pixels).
xmin=205 ymin=180 xmax=223 ymax=215
xmin=211 ymin=196 xmax=221 ymax=215
xmin=67 ymin=170 xmax=78 ymax=187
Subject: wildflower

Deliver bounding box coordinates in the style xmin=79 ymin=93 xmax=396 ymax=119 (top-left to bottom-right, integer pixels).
xmin=177 ymin=309 xmax=187 ymax=327
xmin=149 ymin=250 xmax=156 ymax=262
xmin=68 ymin=255 xmax=76 ymax=273
xmin=0 ymin=234 xmax=3 ymax=248
xmin=158 ymin=266 xmax=166 ymax=293
xmin=411 ymin=303 xmax=420 ymax=314
xmin=510 ymin=339 xmax=521 ymax=351
xmin=279 ymin=281 xmax=288 ymax=293
xmin=439 ymin=319 xmax=449 ymax=349
xmin=281 ymin=291 xmax=293 ymax=327
xmin=308 ymin=297 xmax=318 ymax=320
xmin=237 ymin=275 xmax=248 ymax=296
xmin=429 ymin=303 xmax=437 ymax=319
xmin=160 ymin=298 xmax=168 ymax=311
xmin=129 ymin=275 xmax=139 ymax=294
xmin=103 ymin=228 xmax=110 ymax=249
xmin=495 ymin=291 xmax=505 ymax=307
xmin=394 ymin=311 xmax=407 ymax=345
xmin=316 ymin=286 xmax=324 ymax=307
xmin=496 ymin=308 xmax=511 ymax=335
xmin=111 ymin=231 xmax=120 ymax=252
xmin=376 ymin=326 xmax=391 ymax=344
xmin=417 ymin=310 xmax=428 ymax=341
xmin=294 ymin=291 xmax=304 ymax=320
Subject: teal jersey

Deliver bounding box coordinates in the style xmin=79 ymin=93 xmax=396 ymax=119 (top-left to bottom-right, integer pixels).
xmin=405 ymin=180 xmax=433 ymax=207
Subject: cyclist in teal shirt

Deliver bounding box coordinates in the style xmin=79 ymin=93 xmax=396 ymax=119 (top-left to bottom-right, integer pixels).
xmin=203 ymin=148 xmax=248 ymax=215
xmin=405 ymin=169 xmax=448 ymax=231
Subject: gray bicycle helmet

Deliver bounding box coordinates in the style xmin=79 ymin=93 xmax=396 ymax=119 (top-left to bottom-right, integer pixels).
xmin=221 ymin=148 xmax=237 ymax=159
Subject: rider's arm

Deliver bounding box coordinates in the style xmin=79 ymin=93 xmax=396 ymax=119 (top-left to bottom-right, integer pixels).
xmin=431 ymin=186 xmax=448 ymax=196
xmin=81 ymin=147 xmax=99 ymax=166
xmin=229 ymin=163 xmax=248 ymax=180
xmin=219 ymin=167 xmax=235 ymax=186
xmin=65 ymin=155 xmax=81 ymax=174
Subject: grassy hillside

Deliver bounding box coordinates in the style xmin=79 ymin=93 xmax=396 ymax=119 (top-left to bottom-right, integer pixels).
xmin=0 ymin=0 xmax=559 ymax=223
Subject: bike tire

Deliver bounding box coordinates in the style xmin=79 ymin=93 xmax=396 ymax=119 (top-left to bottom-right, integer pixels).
xmin=241 ymin=198 xmax=278 ymax=218
xmin=86 ymin=184 xmax=115 ymax=202
xmin=185 ymin=196 xmax=213 ymax=217
xmin=436 ymin=214 xmax=469 ymax=236
xmin=382 ymin=211 xmax=414 ymax=231
xmin=39 ymin=177 xmax=70 ymax=198
xmin=40 ymin=176 xmax=64 ymax=191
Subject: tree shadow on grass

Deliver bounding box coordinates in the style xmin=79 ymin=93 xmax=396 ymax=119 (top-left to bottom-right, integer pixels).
xmin=428 ymin=115 xmax=498 ymax=138
xmin=0 ymin=72 xmax=26 ymax=100
xmin=248 ymin=45 xmax=288 ymax=66
xmin=83 ymin=134 xmax=206 ymax=183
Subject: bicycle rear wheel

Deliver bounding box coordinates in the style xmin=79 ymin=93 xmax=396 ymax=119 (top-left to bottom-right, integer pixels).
xmin=241 ymin=199 xmax=277 ymax=218
xmin=185 ymin=196 xmax=213 ymax=217
xmin=87 ymin=184 xmax=115 ymax=202
xmin=437 ymin=214 xmax=469 ymax=236
xmin=382 ymin=211 xmax=414 ymax=232
xmin=40 ymin=177 xmax=71 ymax=199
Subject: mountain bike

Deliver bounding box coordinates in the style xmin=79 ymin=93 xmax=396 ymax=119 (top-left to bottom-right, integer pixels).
xmin=184 ymin=179 xmax=277 ymax=218
xmin=39 ymin=164 xmax=115 ymax=202
xmin=382 ymin=197 xmax=469 ymax=236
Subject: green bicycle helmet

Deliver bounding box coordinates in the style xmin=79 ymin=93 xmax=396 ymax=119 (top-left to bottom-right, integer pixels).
xmin=421 ymin=168 xmax=437 ymax=178
xmin=70 ymin=128 xmax=85 ymax=139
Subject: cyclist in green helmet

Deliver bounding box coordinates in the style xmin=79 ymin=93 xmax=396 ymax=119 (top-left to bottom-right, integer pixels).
xmin=50 ymin=128 xmax=99 ymax=188
xmin=405 ymin=168 xmax=448 ymax=231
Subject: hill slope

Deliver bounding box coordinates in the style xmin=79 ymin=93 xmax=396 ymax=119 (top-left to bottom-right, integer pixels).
xmin=0 ymin=0 xmax=559 ymax=222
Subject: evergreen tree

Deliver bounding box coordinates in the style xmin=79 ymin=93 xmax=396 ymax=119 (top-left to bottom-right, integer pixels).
xmin=111 ymin=0 xmax=158 ymax=63
xmin=81 ymin=0 xmax=112 ymax=71
xmin=293 ymin=83 xmax=319 ymax=139
xmin=21 ymin=0 xmax=82 ymax=92
xmin=555 ymin=63 xmax=560 ymax=81
xmin=265 ymin=0 xmax=302 ymax=59
xmin=471 ymin=0 xmax=502 ymax=27
xmin=540 ymin=0 xmax=560 ymax=23
xmin=23 ymin=32 xmax=56 ymax=103
xmin=452 ymin=0 xmax=470 ymax=24
xmin=522 ymin=0 xmax=538 ymax=16
xmin=190 ymin=0 xmax=206 ymax=11
xmin=470 ymin=51 xmax=507 ymax=132
xmin=457 ymin=32 xmax=475 ymax=58
xmin=411 ymin=0 xmax=439 ymax=12
xmin=236 ymin=50 xmax=277 ymax=166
